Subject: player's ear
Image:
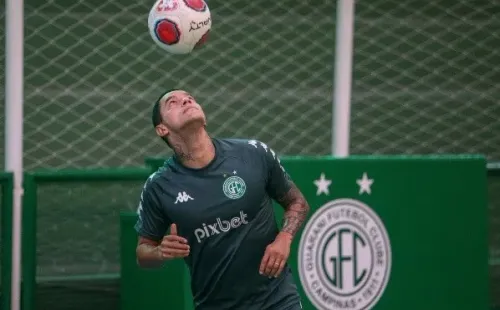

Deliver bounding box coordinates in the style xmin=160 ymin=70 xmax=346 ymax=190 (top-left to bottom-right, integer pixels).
xmin=155 ymin=124 xmax=169 ymax=137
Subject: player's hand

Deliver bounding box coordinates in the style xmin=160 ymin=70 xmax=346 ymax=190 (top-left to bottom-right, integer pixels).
xmin=157 ymin=223 xmax=190 ymax=260
xmin=259 ymin=232 xmax=292 ymax=278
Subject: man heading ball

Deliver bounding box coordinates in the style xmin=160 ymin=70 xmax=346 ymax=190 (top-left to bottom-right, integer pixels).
xmin=135 ymin=89 xmax=310 ymax=310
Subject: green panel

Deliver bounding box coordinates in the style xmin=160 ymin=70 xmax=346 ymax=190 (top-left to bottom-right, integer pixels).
xmin=127 ymin=156 xmax=488 ymax=310
xmin=22 ymin=175 xmax=37 ymax=310
xmin=21 ymin=169 xmax=152 ymax=310
xmin=144 ymin=158 xmax=165 ymax=172
xmin=0 ymin=173 xmax=13 ymax=310
xmin=120 ymin=212 xmax=193 ymax=310
xmin=283 ymin=155 xmax=488 ymax=310
xmin=488 ymin=162 xmax=500 ymax=308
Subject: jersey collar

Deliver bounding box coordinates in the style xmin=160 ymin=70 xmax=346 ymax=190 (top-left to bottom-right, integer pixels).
xmin=170 ymin=138 xmax=221 ymax=173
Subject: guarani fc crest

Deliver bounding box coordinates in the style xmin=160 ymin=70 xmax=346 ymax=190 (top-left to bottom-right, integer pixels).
xmin=223 ymin=176 xmax=246 ymax=199
xmin=298 ymin=198 xmax=392 ymax=310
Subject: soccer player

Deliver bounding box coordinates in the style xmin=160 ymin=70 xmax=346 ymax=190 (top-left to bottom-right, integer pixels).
xmin=135 ymin=89 xmax=310 ymax=310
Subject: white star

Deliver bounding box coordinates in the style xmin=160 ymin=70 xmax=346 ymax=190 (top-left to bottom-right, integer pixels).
xmin=357 ymin=172 xmax=374 ymax=195
xmin=314 ymin=173 xmax=332 ymax=196
xmin=233 ymin=170 xmax=237 ymax=174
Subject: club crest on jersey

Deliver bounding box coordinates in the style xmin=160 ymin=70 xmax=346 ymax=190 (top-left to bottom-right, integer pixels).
xmin=223 ymin=176 xmax=246 ymax=199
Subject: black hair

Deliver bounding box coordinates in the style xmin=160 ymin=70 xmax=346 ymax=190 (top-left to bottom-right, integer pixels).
xmin=152 ymin=89 xmax=176 ymax=148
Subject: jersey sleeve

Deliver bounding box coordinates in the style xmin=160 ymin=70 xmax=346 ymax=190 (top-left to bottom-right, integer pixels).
xmin=134 ymin=179 xmax=170 ymax=242
xmin=249 ymin=140 xmax=292 ymax=201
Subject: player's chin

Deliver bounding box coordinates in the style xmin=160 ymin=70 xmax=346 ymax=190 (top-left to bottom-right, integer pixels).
xmin=180 ymin=115 xmax=205 ymax=130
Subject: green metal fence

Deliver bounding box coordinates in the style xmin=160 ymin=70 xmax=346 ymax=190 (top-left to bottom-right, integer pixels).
xmin=21 ymin=169 xmax=151 ymax=310
xmin=0 ymin=173 xmax=13 ymax=310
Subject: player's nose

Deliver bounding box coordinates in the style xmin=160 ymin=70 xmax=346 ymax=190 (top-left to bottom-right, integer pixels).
xmin=182 ymin=97 xmax=192 ymax=106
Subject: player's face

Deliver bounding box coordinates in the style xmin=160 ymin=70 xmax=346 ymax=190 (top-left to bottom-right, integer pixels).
xmin=157 ymin=90 xmax=206 ymax=136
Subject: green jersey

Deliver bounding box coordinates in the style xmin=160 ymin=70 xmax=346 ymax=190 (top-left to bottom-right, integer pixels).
xmin=135 ymin=138 xmax=301 ymax=310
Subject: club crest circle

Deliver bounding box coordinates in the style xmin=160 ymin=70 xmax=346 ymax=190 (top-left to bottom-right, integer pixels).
xmin=298 ymin=198 xmax=391 ymax=310
xmin=223 ymin=176 xmax=246 ymax=199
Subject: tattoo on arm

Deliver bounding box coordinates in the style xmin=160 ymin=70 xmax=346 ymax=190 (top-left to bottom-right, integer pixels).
xmin=276 ymin=182 xmax=310 ymax=238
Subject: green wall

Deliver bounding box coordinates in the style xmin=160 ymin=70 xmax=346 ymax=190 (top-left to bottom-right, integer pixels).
xmin=121 ymin=155 xmax=489 ymax=310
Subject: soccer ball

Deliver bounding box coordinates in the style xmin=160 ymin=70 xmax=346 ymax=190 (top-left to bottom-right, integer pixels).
xmin=148 ymin=0 xmax=211 ymax=54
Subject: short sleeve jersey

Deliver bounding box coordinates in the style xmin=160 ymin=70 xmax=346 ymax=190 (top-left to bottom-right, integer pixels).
xmin=135 ymin=138 xmax=301 ymax=310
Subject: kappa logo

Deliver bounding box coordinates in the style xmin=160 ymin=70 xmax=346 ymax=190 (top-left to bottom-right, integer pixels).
xmin=174 ymin=191 xmax=193 ymax=204
xmin=194 ymin=211 xmax=249 ymax=243
xmin=298 ymin=199 xmax=392 ymax=310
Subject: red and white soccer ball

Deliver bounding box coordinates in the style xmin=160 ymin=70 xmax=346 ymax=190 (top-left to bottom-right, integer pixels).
xmin=148 ymin=0 xmax=211 ymax=54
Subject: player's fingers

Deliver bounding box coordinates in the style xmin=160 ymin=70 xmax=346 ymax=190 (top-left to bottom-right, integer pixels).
xmin=272 ymin=259 xmax=286 ymax=278
xmin=162 ymin=252 xmax=187 ymax=259
xmin=160 ymin=247 xmax=190 ymax=258
xmin=164 ymin=235 xmax=188 ymax=244
xmin=259 ymin=252 xmax=271 ymax=275
xmin=170 ymin=223 xmax=178 ymax=235
xmin=268 ymin=256 xmax=282 ymax=277
xmin=161 ymin=252 xmax=188 ymax=259
xmin=164 ymin=241 xmax=190 ymax=250
xmin=264 ymin=256 xmax=277 ymax=276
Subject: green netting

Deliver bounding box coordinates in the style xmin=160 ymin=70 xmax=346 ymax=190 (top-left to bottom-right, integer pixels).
xmin=0 ymin=0 xmax=497 ymax=170
xmin=350 ymin=1 xmax=500 ymax=159
xmin=5 ymin=0 xmax=335 ymax=170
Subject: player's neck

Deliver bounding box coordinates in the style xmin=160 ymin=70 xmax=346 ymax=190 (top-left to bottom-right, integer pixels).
xmin=170 ymin=129 xmax=215 ymax=169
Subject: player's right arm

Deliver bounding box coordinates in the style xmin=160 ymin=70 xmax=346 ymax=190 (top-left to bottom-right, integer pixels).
xmin=134 ymin=181 xmax=190 ymax=268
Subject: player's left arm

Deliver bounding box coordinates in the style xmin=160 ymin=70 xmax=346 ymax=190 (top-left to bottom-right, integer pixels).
xmin=275 ymin=182 xmax=310 ymax=239
xmin=256 ymin=141 xmax=310 ymax=277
